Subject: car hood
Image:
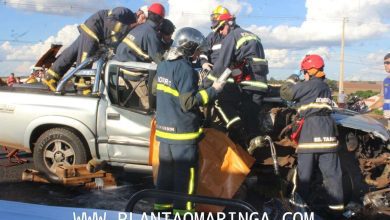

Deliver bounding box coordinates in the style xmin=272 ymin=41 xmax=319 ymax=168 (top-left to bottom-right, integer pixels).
xmin=332 ymin=108 xmax=389 ymax=142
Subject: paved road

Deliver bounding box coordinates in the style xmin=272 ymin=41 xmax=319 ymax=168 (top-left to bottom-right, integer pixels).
xmin=0 ymin=148 xmax=154 ymax=211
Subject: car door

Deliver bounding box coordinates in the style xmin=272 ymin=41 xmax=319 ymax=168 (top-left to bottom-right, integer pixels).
xmin=99 ymin=63 xmax=154 ymax=164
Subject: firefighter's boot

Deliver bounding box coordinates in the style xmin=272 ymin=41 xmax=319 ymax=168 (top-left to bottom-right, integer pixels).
xmin=42 ymin=69 xmax=60 ymax=92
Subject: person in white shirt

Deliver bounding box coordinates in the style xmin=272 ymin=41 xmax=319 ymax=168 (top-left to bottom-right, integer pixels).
xmin=338 ymin=90 xmax=347 ymax=108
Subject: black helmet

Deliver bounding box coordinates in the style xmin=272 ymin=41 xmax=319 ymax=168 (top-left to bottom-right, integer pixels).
xmin=172 ymin=27 xmax=205 ymax=57
xmin=160 ymin=19 xmax=175 ymax=35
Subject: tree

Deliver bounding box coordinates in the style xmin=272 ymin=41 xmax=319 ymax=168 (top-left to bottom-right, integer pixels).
xmin=326 ymin=79 xmax=338 ymax=92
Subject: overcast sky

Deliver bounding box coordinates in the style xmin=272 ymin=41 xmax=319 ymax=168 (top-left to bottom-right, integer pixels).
xmin=0 ymin=0 xmax=389 ymax=80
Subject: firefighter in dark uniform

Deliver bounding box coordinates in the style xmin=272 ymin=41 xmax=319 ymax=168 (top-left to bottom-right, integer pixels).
xmin=43 ymin=7 xmax=137 ymax=91
xmin=154 ymin=27 xmax=225 ymax=215
xmin=280 ymin=54 xmax=344 ymax=213
xmin=114 ymin=3 xmax=165 ymax=110
xmin=159 ymin=19 xmax=176 ymax=52
xmin=210 ymin=11 xmax=269 ymax=143
xmin=199 ymin=6 xmax=227 ymax=71
xmin=199 ymin=6 xmax=245 ymax=137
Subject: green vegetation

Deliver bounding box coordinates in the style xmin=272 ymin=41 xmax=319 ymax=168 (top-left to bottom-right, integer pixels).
xmin=350 ymin=90 xmax=379 ymax=99
xmin=326 ymin=79 xmax=338 ymax=92
xmin=371 ymin=108 xmax=383 ymax=116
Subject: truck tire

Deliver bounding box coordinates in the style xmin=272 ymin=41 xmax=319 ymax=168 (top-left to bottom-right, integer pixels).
xmin=33 ymin=128 xmax=89 ymax=182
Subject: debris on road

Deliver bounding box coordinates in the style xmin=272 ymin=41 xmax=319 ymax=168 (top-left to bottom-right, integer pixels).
xmin=0 ymin=146 xmax=28 ymax=167
xmin=22 ymin=164 xmax=116 ymax=189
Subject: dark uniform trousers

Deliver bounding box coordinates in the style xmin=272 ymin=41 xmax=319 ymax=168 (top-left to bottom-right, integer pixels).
xmin=215 ymin=83 xmax=242 ymax=130
xmin=156 ymin=142 xmax=198 ymax=212
xmin=281 ymin=77 xmax=344 ymax=211
xmin=296 ymin=152 xmax=344 ymax=208
xmin=49 ymin=33 xmax=98 ymax=79
xmin=240 ymin=63 xmax=268 ymax=137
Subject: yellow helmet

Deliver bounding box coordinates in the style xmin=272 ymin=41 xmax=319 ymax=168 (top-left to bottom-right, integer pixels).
xmin=210 ymin=5 xmax=230 ymax=21
xmin=210 ymin=6 xmax=234 ymax=32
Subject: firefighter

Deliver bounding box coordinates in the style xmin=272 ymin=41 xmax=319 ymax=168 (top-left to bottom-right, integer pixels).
xmin=135 ymin=5 xmax=148 ymax=24
xmin=43 ymin=7 xmax=137 ymax=91
xmin=208 ymin=9 xmax=269 ymax=144
xmin=154 ymin=27 xmax=225 ymax=215
xmin=114 ymin=3 xmax=165 ymax=110
xmin=199 ymin=6 xmax=244 ymax=138
xmin=280 ymin=54 xmax=344 ymax=213
xmin=159 ymin=18 xmax=175 ymax=52
xmin=200 ymin=5 xmax=228 ymax=71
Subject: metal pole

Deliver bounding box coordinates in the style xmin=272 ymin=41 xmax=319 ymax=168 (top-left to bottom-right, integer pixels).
xmin=339 ymin=17 xmax=347 ymax=94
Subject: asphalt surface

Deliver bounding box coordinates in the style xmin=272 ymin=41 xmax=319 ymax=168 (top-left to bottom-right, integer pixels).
xmin=0 ymin=148 xmax=154 ymax=211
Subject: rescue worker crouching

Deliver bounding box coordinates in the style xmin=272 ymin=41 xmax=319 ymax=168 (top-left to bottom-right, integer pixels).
xmin=207 ymin=7 xmax=269 ymax=146
xmin=114 ymin=3 xmax=166 ymax=111
xmin=43 ymin=7 xmax=137 ymax=92
xmin=280 ymin=54 xmax=344 ymax=213
xmin=154 ymin=27 xmax=225 ymax=215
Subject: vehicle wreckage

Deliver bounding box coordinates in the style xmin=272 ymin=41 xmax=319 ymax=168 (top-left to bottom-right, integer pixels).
xmin=0 ymin=47 xmax=388 ymax=217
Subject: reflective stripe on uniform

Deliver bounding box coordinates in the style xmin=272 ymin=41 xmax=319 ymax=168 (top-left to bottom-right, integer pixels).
xmin=154 ymin=203 xmax=173 ymax=211
xmin=298 ymin=142 xmax=338 ymax=149
xmin=251 ymin=57 xmax=268 ymax=65
xmin=79 ymin=24 xmax=99 ymax=42
xmin=122 ymin=37 xmax=150 ymax=60
xmin=286 ymin=79 xmax=297 ymax=84
xmin=240 ymin=80 xmax=268 ymax=89
xmin=226 ymin=117 xmax=241 ymax=129
xmin=198 ymin=90 xmax=209 ymax=105
xmin=113 ymin=22 xmax=122 ymax=33
xmin=289 ymin=199 xmax=308 ymax=208
xmin=207 ymin=74 xmax=268 ymax=89
xmin=109 ymin=22 xmax=123 ymax=44
xmin=199 ymin=54 xmax=208 ymax=60
xmin=236 ymin=35 xmax=260 ymax=49
xmin=156 ymin=128 xmax=203 ymax=141
xmin=214 ymin=100 xmax=229 ymax=123
xmin=47 ymin=69 xmax=60 ymax=80
xmin=384 ymin=99 xmax=390 ymax=103
xmin=81 ymin=52 xmax=88 ymax=63
xmin=297 ymin=102 xmax=332 ymax=112
xmin=186 ymin=167 xmax=195 ymax=211
xmin=211 ymin=44 xmax=221 ymax=51
xmin=156 ymin=83 xmax=179 ymax=97
xmin=328 ymin=204 xmax=345 ymax=210
xmin=111 ymin=34 xmax=118 ymax=43
xmin=215 ymin=100 xmax=241 ymax=128
xmin=207 ymin=74 xmax=234 ymax=83
xmin=291 ymin=168 xmax=298 ymax=196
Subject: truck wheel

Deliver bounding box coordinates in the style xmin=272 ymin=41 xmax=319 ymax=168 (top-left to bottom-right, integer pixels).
xmin=33 ymin=128 xmax=89 ymax=182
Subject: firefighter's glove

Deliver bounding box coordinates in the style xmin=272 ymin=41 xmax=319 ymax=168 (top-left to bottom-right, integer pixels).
xmin=212 ymin=80 xmax=226 ymax=93
xmin=202 ymin=62 xmax=213 ymax=71
xmin=287 ymin=74 xmax=300 ymax=84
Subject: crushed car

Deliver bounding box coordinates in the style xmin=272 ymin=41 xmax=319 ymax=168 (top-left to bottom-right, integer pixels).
xmin=0 ymin=49 xmax=388 ymax=216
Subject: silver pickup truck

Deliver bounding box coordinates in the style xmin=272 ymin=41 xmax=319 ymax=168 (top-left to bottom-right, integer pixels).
xmin=0 ymin=55 xmax=157 ymax=181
